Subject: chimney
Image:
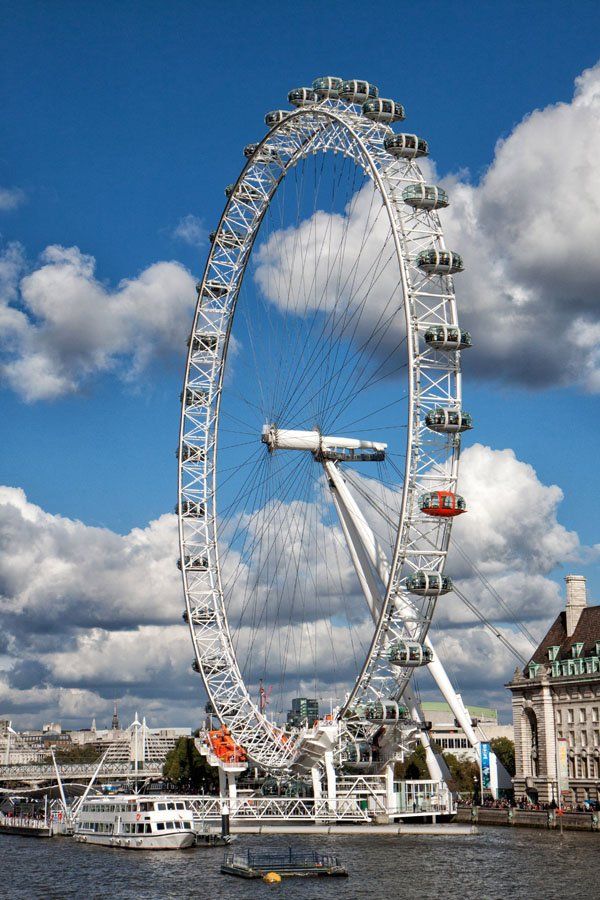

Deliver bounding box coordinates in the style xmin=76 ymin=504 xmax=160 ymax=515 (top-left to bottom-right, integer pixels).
xmin=565 ymin=574 xmax=587 ymax=637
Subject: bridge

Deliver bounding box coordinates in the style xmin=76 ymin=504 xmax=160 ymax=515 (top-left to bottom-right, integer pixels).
xmin=0 ymin=760 xmax=164 ymax=789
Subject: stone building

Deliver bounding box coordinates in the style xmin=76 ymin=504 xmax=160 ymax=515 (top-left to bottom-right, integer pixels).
xmin=508 ymin=575 xmax=600 ymax=805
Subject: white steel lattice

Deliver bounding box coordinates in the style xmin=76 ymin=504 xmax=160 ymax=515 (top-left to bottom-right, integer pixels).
xmin=178 ymin=94 xmax=466 ymax=770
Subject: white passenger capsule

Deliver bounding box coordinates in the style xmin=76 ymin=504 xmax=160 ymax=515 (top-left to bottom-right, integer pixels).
xmin=388 ymin=641 xmax=434 ymax=667
xmin=406 ymin=570 xmax=453 ymax=596
xmin=339 ymin=79 xmax=378 ymax=104
xmin=362 ymin=98 xmax=405 ymax=123
xmin=384 ymin=133 xmax=429 ymax=159
xmin=288 ymin=87 xmax=318 ymax=107
xmin=265 ymin=110 xmax=291 ymax=127
xmin=416 ymin=249 xmax=464 ymax=275
xmin=312 ymin=75 xmax=344 ymax=98
xmin=403 ymin=184 xmax=449 ymax=210
xmin=424 ymin=408 xmax=473 ymax=434
xmin=424 ymin=325 xmax=472 ymax=350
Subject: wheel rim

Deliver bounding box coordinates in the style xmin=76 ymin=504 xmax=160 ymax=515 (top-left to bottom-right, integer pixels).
xmin=178 ymin=92 xmax=465 ymax=770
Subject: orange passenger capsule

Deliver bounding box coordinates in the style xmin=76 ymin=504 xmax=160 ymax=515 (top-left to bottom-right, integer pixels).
xmin=419 ymin=490 xmax=466 ymax=518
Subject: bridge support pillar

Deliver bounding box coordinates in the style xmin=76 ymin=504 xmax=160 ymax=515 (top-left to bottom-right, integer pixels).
xmin=324 ymin=750 xmax=336 ymax=814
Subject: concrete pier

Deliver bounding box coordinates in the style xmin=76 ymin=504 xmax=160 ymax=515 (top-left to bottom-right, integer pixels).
xmin=233 ymin=823 xmax=476 ymax=836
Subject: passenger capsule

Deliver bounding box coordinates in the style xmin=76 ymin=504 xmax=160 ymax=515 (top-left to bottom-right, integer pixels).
xmin=416 ymin=249 xmax=464 ymax=275
xmin=419 ymin=490 xmax=466 ymax=517
xmin=403 ymin=184 xmax=449 ymax=210
xmin=384 ymin=133 xmax=429 ymax=159
xmin=182 ymin=609 xmax=189 ymax=623
xmin=406 ymin=570 xmax=453 ymax=596
xmin=312 ymin=76 xmax=344 ymax=99
xmin=388 ymin=640 xmax=434 ymax=667
xmin=244 ymin=142 xmax=259 ymax=158
xmin=204 ymin=657 xmax=228 ymax=674
xmin=342 ymin=741 xmax=376 ymax=768
xmin=225 ymin=182 xmax=263 ymax=203
xmin=265 ymin=110 xmax=291 ymax=127
xmin=288 ymin=87 xmax=318 ymax=107
xmin=339 ymin=80 xmax=379 ymax=104
xmin=362 ymin=98 xmax=405 ymax=123
xmin=364 ymin=700 xmax=408 ymax=722
xmin=202 ymin=280 xmax=229 ymax=298
xmin=210 ymin=229 xmax=245 ymax=249
xmin=175 ymin=499 xmax=206 ymax=518
xmin=191 ymin=334 xmax=219 ymax=354
xmin=178 ymin=555 xmax=209 ymax=571
xmin=424 ymin=325 xmax=472 ymax=350
xmin=192 ymin=659 xmax=200 ymax=673
xmin=181 ymin=387 xmax=208 ymax=408
xmin=179 ymin=443 xmax=205 ymax=463
xmin=425 ymin=408 xmax=473 ymax=434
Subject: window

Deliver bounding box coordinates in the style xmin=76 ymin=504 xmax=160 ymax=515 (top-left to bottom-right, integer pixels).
xmin=569 ymin=731 xmax=576 ymax=747
xmin=593 ymin=708 xmax=598 ymax=724
xmin=582 ymin=730 xmax=588 ymax=746
xmin=183 ymin=822 xmax=191 ymax=829
xmin=594 ymin=730 xmax=600 ymax=747
xmin=572 ymin=643 xmax=584 ymax=658
xmin=157 ymin=823 xmax=165 ymax=831
xmin=145 ymin=824 xmax=151 ymax=834
xmin=580 ymin=708 xmax=587 ymax=724
xmin=157 ymin=803 xmax=166 ymax=810
xmin=567 ymin=709 xmax=574 ymax=725
xmin=548 ymin=646 xmax=560 ymax=662
xmin=176 ymin=802 xmax=185 ymax=810
xmin=556 ymin=709 xmax=562 ymax=725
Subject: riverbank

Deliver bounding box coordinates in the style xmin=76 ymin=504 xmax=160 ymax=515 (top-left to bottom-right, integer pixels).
xmin=455 ymin=806 xmax=600 ymax=831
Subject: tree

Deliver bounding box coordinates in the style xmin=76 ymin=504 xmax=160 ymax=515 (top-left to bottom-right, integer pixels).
xmin=163 ymin=738 xmax=219 ymax=793
xmin=444 ymin=753 xmax=480 ymax=794
xmin=490 ymin=737 xmax=515 ymax=777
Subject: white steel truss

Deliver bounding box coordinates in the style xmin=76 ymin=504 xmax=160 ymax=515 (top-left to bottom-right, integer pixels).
xmin=178 ymin=87 xmax=467 ymax=771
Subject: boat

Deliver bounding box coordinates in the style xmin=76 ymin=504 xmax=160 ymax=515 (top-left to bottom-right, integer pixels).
xmin=73 ymin=795 xmax=195 ymax=850
xmin=221 ymin=847 xmax=348 ymax=878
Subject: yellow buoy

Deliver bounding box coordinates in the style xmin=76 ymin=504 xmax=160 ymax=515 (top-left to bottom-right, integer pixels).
xmin=263 ymin=871 xmax=282 ymax=884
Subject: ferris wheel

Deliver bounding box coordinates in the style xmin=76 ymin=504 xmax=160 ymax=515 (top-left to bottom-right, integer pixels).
xmin=177 ymin=76 xmax=471 ymax=772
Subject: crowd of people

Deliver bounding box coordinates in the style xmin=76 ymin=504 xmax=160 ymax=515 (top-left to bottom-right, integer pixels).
xmin=458 ymin=795 xmax=599 ymax=813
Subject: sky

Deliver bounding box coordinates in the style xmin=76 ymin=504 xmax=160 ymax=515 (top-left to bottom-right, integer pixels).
xmin=1 ymin=0 xmax=600 ymax=730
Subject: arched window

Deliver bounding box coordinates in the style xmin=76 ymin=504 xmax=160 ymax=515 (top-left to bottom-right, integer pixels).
xmin=522 ymin=708 xmax=539 ymax=777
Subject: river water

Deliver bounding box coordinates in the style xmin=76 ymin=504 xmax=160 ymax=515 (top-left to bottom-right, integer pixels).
xmin=2 ymin=827 xmax=596 ymax=899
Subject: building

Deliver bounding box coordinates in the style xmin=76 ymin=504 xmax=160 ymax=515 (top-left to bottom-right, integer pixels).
xmin=287 ymin=698 xmax=319 ymax=728
xmin=421 ymin=701 xmax=513 ymax=761
xmin=508 ymin=574 xmax=600 ymax=806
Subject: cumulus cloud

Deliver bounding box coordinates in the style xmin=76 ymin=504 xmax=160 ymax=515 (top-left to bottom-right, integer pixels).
xmin=251 ymin=62 xmax=600 ymax=392
xmin=0 ymin=435 xmax=587 ymax=727
xmin=0 ymin=243 xmax=197 ymax=401
xmin=439 ymin=61 xmax=600 ymax=390
xmin=0 ymin=186 xmax=25 ymax=212
xmin=171 ymin=214 xmax=207 ymax=248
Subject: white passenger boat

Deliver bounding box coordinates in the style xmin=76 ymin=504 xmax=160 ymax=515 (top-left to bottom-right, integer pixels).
xmin=74 ymin=795 xmax=195 ymax=850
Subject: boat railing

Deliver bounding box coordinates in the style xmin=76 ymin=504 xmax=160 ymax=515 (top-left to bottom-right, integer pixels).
xmin=0 ymin=815 xmax=49 ymax=829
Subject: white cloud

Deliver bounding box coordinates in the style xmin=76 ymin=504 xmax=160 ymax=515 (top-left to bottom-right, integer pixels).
xmin=171 ymin=214 xmax=207 ymax=248
xmin=0 ymin=243 xmax=197 ymax=401
xmin=440 ymin=61 xmax=600 ymax=390
xmin=0 ymin=436 xmax=587 ymax=727
xmin=0 ymin=187 xmax=25 ymax=212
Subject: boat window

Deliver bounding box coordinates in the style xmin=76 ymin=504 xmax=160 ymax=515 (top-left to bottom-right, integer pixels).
xmin=157 ymin=803 xmax=166 ymax=810
xmin=183 ymin=822 xmax=192 ymax=829
xmin=157 ymin=822 xmax=165 ymax=831
xmin=176 ymin=802 xmax=185 ymax=810
xmin=175 ymin=821 xmax=182 ymax=829
xmin=136 ymin=824 xmax=145 ymax=834
xmin=145 ymin=824 xmax=152 ymax=833
xmin=167 ymin=802 xmax=176 ymax=810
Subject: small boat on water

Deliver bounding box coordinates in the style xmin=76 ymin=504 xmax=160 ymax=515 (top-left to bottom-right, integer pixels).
xmin=221 ymin=847 xmax=348 ymax=878
xmin=73 ymin=795 xmax=195 ymax=850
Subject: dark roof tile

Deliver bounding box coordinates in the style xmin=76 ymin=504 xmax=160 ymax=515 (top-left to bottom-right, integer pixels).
xmin=528 ymin=606 xmax=600 ymax=670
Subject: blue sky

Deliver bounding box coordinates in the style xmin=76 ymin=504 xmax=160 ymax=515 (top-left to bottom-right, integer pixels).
xmin=1 ymin=0 xmax=599 ymax=727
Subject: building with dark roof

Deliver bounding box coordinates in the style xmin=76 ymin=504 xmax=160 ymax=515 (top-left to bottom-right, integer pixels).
xmin=507 ymin=575 xmax=600 ymax=806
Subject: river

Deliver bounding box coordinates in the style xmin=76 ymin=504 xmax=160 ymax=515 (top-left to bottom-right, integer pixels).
xmin=1 ymin=826 xmax=595 ymax=899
